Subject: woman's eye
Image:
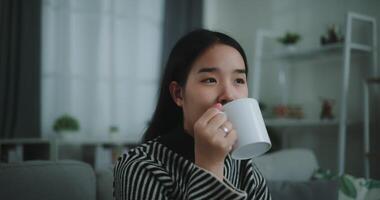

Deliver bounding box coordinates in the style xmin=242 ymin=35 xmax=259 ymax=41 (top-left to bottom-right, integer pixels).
xmin=235 ymin=78 xmax=246 ymax=84
xmin=202 ymin=78 xmax=217 ymax=84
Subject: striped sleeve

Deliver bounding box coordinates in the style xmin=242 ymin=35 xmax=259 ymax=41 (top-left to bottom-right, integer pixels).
xmin=241 ymin=159 xmax=271 ymax=200
xmin=186 ymin=165 xmax=247 ymax=200
xmin=114 ymin=152 xmax=170 ymax=200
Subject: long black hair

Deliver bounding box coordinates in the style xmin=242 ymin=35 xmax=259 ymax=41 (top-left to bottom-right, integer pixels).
xmin=142 ymin=29 xmax=248 ymax=142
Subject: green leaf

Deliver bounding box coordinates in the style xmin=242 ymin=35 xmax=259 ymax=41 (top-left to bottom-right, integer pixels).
xmin=368 ymin=180 xmax=380 ymax=189
xmin=340 ymin=176 xmax=357 ymax=198
xmin=312 ymin=168 xmax=338 ymax=180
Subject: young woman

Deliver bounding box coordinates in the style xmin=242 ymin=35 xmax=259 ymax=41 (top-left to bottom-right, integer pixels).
xmin=114 ymin=29 xmax=271 ymax=200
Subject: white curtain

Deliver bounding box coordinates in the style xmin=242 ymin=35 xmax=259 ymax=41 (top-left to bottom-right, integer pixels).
xmin=41 ymin=0 xmax=164 ymax=142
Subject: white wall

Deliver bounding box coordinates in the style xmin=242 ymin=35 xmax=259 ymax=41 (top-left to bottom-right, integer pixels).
xmin=204 ymin=0 xmax=380 ymax=177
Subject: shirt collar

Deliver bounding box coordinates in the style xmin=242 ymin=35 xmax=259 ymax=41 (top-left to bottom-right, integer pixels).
xmin=157 ymin=127 xmax=195 ymax=162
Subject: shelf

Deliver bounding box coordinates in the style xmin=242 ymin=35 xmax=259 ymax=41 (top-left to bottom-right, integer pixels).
xmin=0 ymin=137 xmax=138 ymax=147
xmin=0 ymin=139 xmax=52 ymax=162
xmin=350 ymin=43 xmax=372 ymax=52
xmin=261 ymin=43 xmax=373 ymax=61
xmin=55 ymin=136 xmax=139 ymax=147
xmin=264 ymin=118 xmax=339 ymax=127
xmin=367 ymin=77 xmax=380 ymax=84
xmin=0 ymin=138 xmax=51 ymax=144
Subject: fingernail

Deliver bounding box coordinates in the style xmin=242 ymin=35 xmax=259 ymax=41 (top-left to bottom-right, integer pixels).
xmin=213 ymin=103 xmax=223 ymax=110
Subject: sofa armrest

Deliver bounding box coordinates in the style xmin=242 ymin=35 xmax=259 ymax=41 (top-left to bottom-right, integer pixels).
xmin=0 ymin=160 xmax=96 ymax=200
xmin=96 ymin=169 xmax=113 ymax=200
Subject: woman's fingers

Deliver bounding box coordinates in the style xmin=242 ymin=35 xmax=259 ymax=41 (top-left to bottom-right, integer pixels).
xmin=195 ymin=106 xmax=222 ymax=127
xmin=194 ymin=104 xmax=237 ymax=153
xmin=224 ymin=129 xmax=237 ymax=150
xmin=218 ymin=121 xmax=233 ymax=136
xmin=207 ymin=111 xmax=227 ymax=130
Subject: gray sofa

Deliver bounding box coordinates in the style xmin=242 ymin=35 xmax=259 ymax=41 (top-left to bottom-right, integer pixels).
xmin=267 ymin=180 xmax=338 ymax=200
xmin=0 ymin=149 xmax=338 ymax=200
xmin=0 ymin=160 xmax=113 ymax=200
xmin=255 ymin=148 xmax=339 ymax=200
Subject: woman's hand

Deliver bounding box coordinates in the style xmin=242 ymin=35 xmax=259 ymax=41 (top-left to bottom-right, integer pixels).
xmin=193 ymin=103 xmax=237 ymax=181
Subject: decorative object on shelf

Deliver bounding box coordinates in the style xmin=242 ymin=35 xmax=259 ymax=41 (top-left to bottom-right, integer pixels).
xmin=273 ymin=104 xmax=304 ymax=119
xmin=320 ymin=98 xmax=335 ymax=120
xmin=53 ymin=114 xmax=80 ymax=139
xmin=320 ymin=24 xmax=344 ymax=46
xmin=109 ymin=125 xmax=120 ymax=139
xmin=287 ymin=105 xmax=304 ymax=119
xmin=109 ymin=125 xmax=119 ymax=134
xmin=273 ymin=104 xmax=288 ymax=118
xmin=277 ymin=32 xmax=301 ymax=46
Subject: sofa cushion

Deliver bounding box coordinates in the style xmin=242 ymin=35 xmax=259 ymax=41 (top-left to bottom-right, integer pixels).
xmin=254 ymin=148 xmax=319 ymax=181
xmin=267 ymin=180 xmax=339 ymax=200
xmin=0 ymin=160 xmax=96 ymax=200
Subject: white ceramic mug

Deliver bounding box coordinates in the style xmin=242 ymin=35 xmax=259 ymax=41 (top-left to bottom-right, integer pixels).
xmin=223 ymin=98 xmax=271 ymax=159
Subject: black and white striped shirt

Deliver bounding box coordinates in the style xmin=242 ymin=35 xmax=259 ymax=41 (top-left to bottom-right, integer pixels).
xmin=114 ymin=128 xmax=271 ymax=200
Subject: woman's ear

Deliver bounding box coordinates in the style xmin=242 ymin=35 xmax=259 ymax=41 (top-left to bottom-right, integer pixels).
xmin=169 ymin=81 xmax=183 ymax=107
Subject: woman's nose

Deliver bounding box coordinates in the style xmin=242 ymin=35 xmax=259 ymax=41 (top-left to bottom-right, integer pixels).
xmin=217 ymin=84 xmax=236 ymax=105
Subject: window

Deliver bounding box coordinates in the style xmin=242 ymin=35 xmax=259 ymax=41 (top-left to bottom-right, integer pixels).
xmin=41 ymin=0 xmax=164 ymax=142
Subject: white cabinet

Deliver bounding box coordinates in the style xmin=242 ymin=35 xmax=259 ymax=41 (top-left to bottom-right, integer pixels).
xmin=0 ymin=139 xmax=53 ymax=162
xmin=0 ymin=137 xmax=137 ymax=170
xmin=56 ymin=137 xmax=136 ymax=170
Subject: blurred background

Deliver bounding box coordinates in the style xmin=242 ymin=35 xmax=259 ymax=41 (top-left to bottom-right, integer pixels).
xmin=1 ymin=0 xmax=379 ymax=196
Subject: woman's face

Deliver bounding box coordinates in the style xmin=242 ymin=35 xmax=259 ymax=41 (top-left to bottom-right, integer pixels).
xmin=172 ymin=44 xmax=248 ymax=135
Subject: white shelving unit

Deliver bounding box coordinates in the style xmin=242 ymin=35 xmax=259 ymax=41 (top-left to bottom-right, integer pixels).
xmin=338 ymin=12 xmax=377 ymax=175
xmin=253 ymin=12 xmax=378 ymax=175
xmin=363 ymin=77 xmax=380 ymax=178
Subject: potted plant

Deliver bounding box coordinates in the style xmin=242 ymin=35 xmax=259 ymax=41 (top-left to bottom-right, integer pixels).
xmin=278 ymin=32 xmax=301 ymax=51
xmin=53 ymin=114 xmax=80 ymax=140
xmin=320 ymin=24 xmax=344 ymax=46
xmin=109 ymin=125 xmax=120 ymax=139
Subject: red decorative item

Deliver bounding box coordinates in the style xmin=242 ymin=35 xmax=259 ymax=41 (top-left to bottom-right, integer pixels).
xmin=274 ymin=105 xmax=288 ymax=118
xmin=320 ymin=99 xmax=334 ymax=120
